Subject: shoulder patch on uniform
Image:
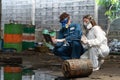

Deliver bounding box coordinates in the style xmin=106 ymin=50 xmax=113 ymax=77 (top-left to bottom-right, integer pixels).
xmin=70 ymin=27 xmax=75 ymax=30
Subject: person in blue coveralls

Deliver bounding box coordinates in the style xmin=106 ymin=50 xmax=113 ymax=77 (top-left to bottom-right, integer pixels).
xmin=52 ymin=12 xmax=84 ymax=60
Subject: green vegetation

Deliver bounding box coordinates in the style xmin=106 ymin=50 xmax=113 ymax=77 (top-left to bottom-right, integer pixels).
xmin=96 ymin=0 xmax=120 ymax=34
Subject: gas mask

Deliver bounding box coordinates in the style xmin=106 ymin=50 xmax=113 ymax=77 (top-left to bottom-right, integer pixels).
xmin=86 ymin=23 xmax=92 ymax=30
xmin=84 ymin=22 xmax=92 ymax=30
xmin=60 ymin=18 xmax=69 ymax=29
xmin=83 ymin=22 xmax=88 ymax=26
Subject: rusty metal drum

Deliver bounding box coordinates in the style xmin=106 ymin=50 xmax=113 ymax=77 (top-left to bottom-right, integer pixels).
xmin=62 ymin=59 xmax=93 ymax=78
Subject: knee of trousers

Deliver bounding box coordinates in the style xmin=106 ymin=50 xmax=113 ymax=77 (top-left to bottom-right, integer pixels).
xmin=54 ymin=47 xmax=65 ymax=56
xmin=72 ymin=41 xmax=80 ymax=47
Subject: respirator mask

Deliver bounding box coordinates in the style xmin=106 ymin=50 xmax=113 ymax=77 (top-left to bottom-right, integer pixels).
xmin=60 ymin=18 xmax=69 ymax=29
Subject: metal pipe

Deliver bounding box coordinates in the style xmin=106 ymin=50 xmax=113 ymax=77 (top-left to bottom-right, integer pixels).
xmin=31 ymin=0 xmax=36 ymax=25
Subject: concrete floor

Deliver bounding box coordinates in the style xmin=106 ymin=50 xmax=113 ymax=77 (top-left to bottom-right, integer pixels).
xmin=0 ymin=51 xmax=120 ymax=80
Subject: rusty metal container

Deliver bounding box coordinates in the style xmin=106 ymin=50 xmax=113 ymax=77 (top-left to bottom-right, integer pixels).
xmin=62 ymin=59 xmax=93 ymax=78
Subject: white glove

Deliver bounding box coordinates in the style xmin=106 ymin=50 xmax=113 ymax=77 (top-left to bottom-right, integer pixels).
xmin=52 ymin=39 xmax=65 ymax=44
xmin=56 ymin=39 xmax=65 ymax=42
xmin=81 ymin=35 xmax=88 ymax=44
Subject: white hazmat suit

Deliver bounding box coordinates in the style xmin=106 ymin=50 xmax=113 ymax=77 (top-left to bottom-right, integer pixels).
xmin=81 ymin=25 xmax=109 ymax=70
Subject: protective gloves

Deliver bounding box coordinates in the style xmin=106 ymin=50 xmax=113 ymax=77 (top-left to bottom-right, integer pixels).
xmin=81 ymin=35 xmax=88 ymax=44
xmin=53 ymin=38 xmax=66 ymax=44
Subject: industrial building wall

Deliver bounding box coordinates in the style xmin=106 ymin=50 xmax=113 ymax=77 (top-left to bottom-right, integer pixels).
xmin=2 ymin=0 xmax=32 ymax=29
xmin=98 ymin=3 xmax=120 ymax=40
xmin=1 ymin=0 xmax=98 ymax=42
xmin=98 ymin=6 xmax=108 ymax=30
xmin=2 ymin=0 xmax=97 ymax=30
xmin=35 ymin=0 xmax=97 ymax=30
xmin=0 ymin=0 xmax=1 ymax=28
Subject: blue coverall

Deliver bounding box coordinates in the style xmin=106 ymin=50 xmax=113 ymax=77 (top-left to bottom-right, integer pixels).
xmin=53 ymin=23 xmax=84 ymax=60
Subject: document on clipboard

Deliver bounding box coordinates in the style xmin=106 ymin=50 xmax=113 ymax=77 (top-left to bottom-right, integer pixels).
xmin=43 ymin=34 xmax=55 ymax=50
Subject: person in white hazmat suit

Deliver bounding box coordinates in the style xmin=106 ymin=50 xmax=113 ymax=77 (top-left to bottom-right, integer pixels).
xmin=81 ymin=15 xmax=110 ymax=71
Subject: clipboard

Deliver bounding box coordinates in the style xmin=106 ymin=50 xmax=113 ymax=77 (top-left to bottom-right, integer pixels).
xmin=43 ymin=34 xmax=54 ymax=45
